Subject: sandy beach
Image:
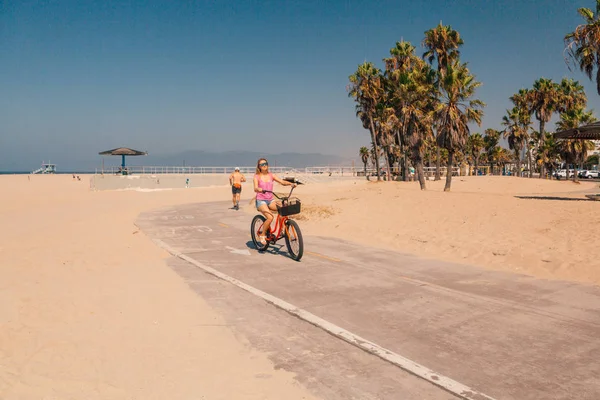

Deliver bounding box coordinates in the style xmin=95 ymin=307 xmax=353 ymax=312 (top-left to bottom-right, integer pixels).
xmin=295 ymin=176 xmax=600 ymax=285
xmin=0 ymin=174 xmax=316 ymax=400
xmin=1 ymin=173 xmax=599 ymax=398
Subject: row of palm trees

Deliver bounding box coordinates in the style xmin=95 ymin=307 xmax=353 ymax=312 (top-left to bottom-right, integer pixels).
xmin=501 ymin=78 xmax=596 ymax=180
xmin=350 ymin=2 xmax=600 ymax=189
xmin=348 ymin=23 xmax=483 ymax=191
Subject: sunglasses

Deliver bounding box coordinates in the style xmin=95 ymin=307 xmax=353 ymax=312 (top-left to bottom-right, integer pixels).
xmin=259 ymin=162 xmax=268 ymax=167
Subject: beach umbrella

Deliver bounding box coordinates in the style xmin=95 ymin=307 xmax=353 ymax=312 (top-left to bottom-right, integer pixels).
xmin=99 ymin=147 xmax=148 ymax=171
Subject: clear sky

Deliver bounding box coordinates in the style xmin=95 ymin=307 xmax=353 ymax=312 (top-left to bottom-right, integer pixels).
xmin=1 ymin=0 xmax=598 ymax=170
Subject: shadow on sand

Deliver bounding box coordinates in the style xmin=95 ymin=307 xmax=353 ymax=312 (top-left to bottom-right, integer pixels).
xmin=514 ymin=195 xmax=592 ymax=202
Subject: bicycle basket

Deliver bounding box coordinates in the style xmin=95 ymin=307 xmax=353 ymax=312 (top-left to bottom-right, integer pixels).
xmin=278 ymin=197 xmax=301 ymax=216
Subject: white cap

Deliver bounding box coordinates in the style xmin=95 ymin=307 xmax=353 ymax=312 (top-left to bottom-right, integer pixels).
xmin=235 ymin=167 xmax=240 ymax=171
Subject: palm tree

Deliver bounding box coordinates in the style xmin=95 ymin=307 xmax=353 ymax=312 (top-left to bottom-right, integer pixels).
xmin=510 ymin=89 xmax=535 ymax=177
xmin=467 ymin=133 xmax=485 ymax=175
xmin=564 ymin=1 xmax=600 ymax=95
xmin=492 ymin=146 xmax=514 ymax=174
xmin=484 ymin=129 xmax=501 ymax=174
xmin=435 ymin=61 xmax=485 ymax=191
xmin=359 ymin=146 xmax=370 ymax=180
xmin=538 ymin=133 xmax=562 ymax=176
xmin=502 ymin=107 xmax=528 ymax=176
xmin=385 ymin=40 xmax=437 ymax=189
xmin=558 ymin=78 xmax=587 ymax=113
xmin=423 ymin=23 xmax=464 ymax=181
xmin=556 ymin=107 xmax=597 ymax=181
xmin=423 ymin=23 xmax=464 ymax=76
xmin=374 ymin=104 xmax=398 ymax=180
xmin=348 ymin=62 xmax=384 ymax=181
xmin=528 ymin=78 xmax=561 ymax=178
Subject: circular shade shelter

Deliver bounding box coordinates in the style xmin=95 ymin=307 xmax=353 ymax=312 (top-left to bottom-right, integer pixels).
xmin=99 ymin=147 xmax=148 ymax=173
xmin=554 ymin=121 xmax=600 ymax=140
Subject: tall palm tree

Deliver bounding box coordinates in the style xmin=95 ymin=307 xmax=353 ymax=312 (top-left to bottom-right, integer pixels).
xmin=502 ymin=107 xmax=528 ymax=176
xmin=348 ymin=62 xmax=384 ymax=181
xmin=435 ymin=61 xmax=485 ymax=191
xmin=423 ymin=23 xmax=464 ymax=182
xmin=359 ymin=146 xmax=370 ymax=180
xmin=528 ymin=78 xmax=561 ymax=178
xmin=423 ymin=23 xmax=464 ymax=76
xmin=510 ymin=88 xmax=535 ymax=177
xmin=385 ymin=40 xmax=437 ymax=189
xmin=374 ymin=104 xmax=398 ymax=180
xmin=564 ymin=0 xmax=600 ymax=95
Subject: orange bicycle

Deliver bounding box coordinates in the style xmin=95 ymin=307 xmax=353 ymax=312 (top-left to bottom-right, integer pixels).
xmin=250 ymin=181 xmax=304 ymax=261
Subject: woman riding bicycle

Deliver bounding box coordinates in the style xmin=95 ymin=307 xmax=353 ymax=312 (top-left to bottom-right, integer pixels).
xmin=254 ymin=158 xmax=296 ymax=245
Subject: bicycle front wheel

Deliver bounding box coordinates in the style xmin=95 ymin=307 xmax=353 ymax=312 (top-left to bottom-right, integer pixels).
xmin=284 ymin=219 xmax=304 ymax=261
xmin=251 ymin=214 xmax=269 ymax=252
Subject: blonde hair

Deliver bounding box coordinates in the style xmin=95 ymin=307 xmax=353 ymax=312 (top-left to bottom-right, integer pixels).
xmin=255 ymin=158 xmax=269 ymax=174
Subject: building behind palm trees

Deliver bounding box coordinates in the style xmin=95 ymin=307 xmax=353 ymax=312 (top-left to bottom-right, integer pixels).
xmin=592 ymin=141 xmax=600 ymax=156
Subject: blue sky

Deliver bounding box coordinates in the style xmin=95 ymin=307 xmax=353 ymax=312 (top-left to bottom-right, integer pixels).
xmin=1 ymin=0 xmax=598 ymax=170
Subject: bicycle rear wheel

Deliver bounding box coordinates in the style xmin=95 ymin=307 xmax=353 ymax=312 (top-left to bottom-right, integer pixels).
xmin=251 ymin=215 xmax=270 ymax=252
xmin=284 ymin=219 xmax=303 ymax=261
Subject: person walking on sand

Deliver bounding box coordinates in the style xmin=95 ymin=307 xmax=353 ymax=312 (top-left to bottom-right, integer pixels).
xmin=229 ymin=167 xmax=246 ymax=210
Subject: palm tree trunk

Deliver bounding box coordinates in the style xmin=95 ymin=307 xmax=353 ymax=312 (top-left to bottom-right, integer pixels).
xmin=444 ymin=151 xmax=453 ymax=192
xmin=539 ymin=120 xmax=545 ymax=179
xmin=516 ymin=147 xmax=522 ymax=177
xmin=527 ymin=146 xmax=533 ymax=178
xmin=363 ymin=162 xmax=368 ymax=181
xmin=416 ymin=160 xmax=426 ymax=190
xmin=434 ymin=145 xmax=441 ymax=181
xmin=400 ymin=125 xmax=409 ymax=182
xmin=384 ymin=147 xmax=392 ymax=182
xmin=368 ymin=118 xmax=381 ymax=181
xmin=474 ymin=155 xmax=479 ymax=176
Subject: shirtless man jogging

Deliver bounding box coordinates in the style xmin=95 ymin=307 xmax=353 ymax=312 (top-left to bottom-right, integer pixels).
xmin=229 ymin=167 xmax=246 ymax=210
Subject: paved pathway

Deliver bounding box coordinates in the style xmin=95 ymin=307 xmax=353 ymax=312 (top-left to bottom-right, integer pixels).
xmin=136 ymin=202 xmax=600 ymax=400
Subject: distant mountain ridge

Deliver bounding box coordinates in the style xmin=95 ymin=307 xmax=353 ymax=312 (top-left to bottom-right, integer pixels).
xmin=142 ymin=150 xmax=354 ymax=169
xmin=0 ymin=150 xmax=356 ymax=172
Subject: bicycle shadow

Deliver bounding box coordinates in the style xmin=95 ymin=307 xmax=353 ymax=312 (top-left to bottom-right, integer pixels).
xmin=245 ymin=240 xmax=293 ymax=259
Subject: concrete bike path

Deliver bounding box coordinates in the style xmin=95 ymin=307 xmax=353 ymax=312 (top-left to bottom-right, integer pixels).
xmin=136 ymin=202 xmax=600 ymax=400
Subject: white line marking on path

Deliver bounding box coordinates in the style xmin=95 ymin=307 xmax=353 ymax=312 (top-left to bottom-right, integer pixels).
xmin=225 ymin=246 xmax=251 ymax=256
xmin=153 ymin=238 xmax=497 ymax=400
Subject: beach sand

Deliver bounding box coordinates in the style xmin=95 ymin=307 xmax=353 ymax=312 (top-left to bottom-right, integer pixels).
xmin=0 ymin=174 xmax=316 ymax=399
xmin=2 ymin=173 xmax=599 ymax=398
xmin=295 ymin=176 xmax=600 ymax=285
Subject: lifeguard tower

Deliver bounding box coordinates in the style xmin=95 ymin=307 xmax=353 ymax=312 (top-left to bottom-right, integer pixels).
xmin=32 ymin=162 xmax=57 ymax=174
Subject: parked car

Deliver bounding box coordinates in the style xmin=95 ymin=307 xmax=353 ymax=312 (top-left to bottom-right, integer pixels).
xmin=554 ymin=169 xmax=577 ymax=179
xmin=579 ymin=170 xmax=600 ymax=179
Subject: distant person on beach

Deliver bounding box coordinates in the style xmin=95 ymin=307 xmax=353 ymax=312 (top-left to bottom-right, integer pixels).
xmin=253 ymin=158 xmax=296 ymax=245
xmin=229 ymin=167 xmax=246 ymax=210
